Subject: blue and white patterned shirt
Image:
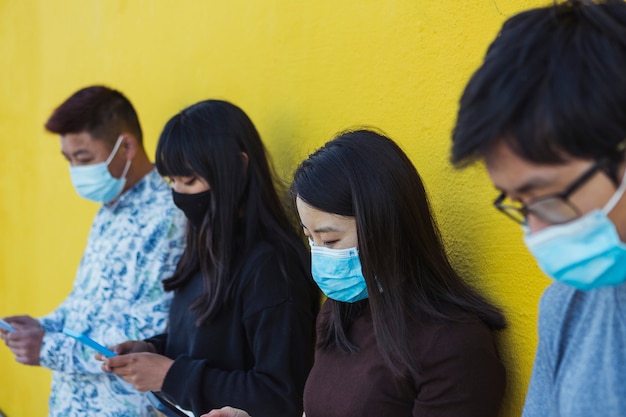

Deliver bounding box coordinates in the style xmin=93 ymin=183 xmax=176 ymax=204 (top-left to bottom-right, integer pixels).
xmin=38 ymin=169 xmax=186 ymax=417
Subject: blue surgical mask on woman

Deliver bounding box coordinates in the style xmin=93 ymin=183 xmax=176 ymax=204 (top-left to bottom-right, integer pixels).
xmin=309 ymin=240 xmax=369 ymax=302
xmin=69 ymin=135 xmax=131 ymax=203
xmin=523 ymin=170 xmax=626 ymax=291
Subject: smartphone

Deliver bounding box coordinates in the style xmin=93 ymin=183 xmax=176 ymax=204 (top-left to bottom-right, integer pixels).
xmin=62 ymin=328 xmax=117 ymax=357
xmin=147 ymin=391 xmax=190 ymax=417
xmin=0 ymin=319 xmax=16 ymax=332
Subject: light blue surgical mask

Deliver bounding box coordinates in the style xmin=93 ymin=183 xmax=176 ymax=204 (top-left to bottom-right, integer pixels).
xmin=523 ymin=170 xmax=626 ymax=291
xmin=69 ymin=135 xmax=131 ymax=204
xmin=309 ymin=240 xmax=369 ymax=303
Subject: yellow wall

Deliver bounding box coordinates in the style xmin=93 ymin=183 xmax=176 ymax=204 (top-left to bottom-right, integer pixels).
xmin=0 ymin=1 xmax=551 ymax=415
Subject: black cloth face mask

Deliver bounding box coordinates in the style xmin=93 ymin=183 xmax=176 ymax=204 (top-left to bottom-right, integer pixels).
xmin=171 ymin=189 xmax=212 ymax=229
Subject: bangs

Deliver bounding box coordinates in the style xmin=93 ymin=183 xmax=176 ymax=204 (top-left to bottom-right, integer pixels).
xmin=155 ymin=133 xmax=195 ymax=177
xmin=292 ymin=146 xmax=354 ymax=217
xmin=155 ymin=116 xmax=210 ymax=179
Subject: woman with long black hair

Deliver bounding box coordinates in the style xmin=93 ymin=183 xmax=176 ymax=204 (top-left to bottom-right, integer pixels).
xmin=205 ymin=129 xmax=505 ymax=417
xmin=101 ymin=100 xmax=320 ymax=417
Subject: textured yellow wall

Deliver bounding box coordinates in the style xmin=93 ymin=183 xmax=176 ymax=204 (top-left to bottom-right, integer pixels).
xmin=0 ymin=1 xmax=551 ymax=415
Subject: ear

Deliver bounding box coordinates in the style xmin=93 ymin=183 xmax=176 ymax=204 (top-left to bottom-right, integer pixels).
xmin=241 ymin=152 xmax=249 ymax=168
xmin=121 ymin=133 xmax=140 ymax=160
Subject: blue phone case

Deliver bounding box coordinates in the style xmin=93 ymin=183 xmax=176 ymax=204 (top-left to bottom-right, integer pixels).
xmin=62 ymin=328 xmax=117 ymax=357
xmin=0 ymin=319 xmax=16 ymax=332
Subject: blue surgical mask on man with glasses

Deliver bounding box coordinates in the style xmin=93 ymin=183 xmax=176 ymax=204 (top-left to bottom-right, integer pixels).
xmin=494 ymin=158 xmax=626 ymax=291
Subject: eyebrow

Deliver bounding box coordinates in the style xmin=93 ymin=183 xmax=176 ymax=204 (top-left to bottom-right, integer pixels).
xmin=299 ymin=224 xmax=342 ymax=233
xmin=62 ymin=149 xmax=92 ymax=159
xmin=496 ymin=176 xmax=554 ymax=196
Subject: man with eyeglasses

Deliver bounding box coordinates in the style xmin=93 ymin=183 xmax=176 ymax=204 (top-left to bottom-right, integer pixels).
xmin=451 ymin=1 xmax=626 ymax=417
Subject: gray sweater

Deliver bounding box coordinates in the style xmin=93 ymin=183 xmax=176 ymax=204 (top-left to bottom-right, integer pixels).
xmin=523 ymin=281 xmax=626 ymax=417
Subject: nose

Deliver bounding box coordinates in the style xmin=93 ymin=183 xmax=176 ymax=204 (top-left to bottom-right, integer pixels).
xmin=525 ymin=213 xmax=551 ymax=234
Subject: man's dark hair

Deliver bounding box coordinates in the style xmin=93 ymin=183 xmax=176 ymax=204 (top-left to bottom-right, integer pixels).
xmin=45 ymin=85 xmax=143 ymax=145
xmin=452 ymin=0 xmax=626 ymax=172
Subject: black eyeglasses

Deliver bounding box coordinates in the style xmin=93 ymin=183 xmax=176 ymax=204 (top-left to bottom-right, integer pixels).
xmin=494 ymin=160 xmax=605 ymax=225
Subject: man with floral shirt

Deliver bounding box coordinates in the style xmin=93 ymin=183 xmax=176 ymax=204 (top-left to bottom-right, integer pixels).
xmin=0 ymin=85 xmax=186 ymax=416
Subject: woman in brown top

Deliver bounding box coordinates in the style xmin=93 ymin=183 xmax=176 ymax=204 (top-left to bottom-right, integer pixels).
xmin=204 ymin=129 xmax=506 ymax=417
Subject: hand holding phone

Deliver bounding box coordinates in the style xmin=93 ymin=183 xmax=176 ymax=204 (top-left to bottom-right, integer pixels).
xmin=62 ymin=328 xmax=117 ymax=357
xmin=0 ymin=319 xmax=16 ymax=332
xmin=147 ymin=391 xmax=190 ymax=417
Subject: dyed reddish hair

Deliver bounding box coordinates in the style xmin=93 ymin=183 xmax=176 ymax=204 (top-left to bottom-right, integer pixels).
xmin=45 ymin=85 xmax=143 ymax=145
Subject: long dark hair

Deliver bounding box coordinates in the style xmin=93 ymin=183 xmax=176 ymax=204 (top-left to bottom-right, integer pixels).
xmin=292 ymin=129 xmax=506 ymax=378
xmin=156 ymin=99 xmax=315 ymax=325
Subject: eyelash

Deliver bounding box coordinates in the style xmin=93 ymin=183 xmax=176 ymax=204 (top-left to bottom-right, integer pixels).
xmin=301 ymin=230 xmax=339 ymax=247
xmin=168 ymin=177 xmax=197 ymax=186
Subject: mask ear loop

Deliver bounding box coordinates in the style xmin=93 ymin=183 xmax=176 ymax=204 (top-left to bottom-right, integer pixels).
xmin=119 ymin=159 xmax=132 ymax=180
xmin=105 ymin=135 xmax=125 ymax=166
xmin=602 ymin=139 xmax=626 ymax=214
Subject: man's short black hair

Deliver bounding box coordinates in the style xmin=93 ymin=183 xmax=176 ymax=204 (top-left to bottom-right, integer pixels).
xmin=45 ymin=85 xmax=143 ymax=145
xmin=452 ymin=0 xmax=626 ymax=169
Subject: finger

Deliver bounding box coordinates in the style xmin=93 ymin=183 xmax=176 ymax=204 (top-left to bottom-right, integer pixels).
xmin=5 ymin=335 xmax=33 ymax=348
xmin=5 ymin=337 xmax=19 ymax=348
xmin=109 ymin=365 xmax=133 ymax=377
xmin=118 ymin=373 xmax=139 ymax=387
xmin=4 ymin=315 xmax=31 ymax=325
xmin=105 ymin=360 xmax=134 ymax=376
xmin=9 ymin=342 xmax=36 ymax=355
xmin=14 ymin=353 xmax=38 ymax=366
xmin=113 ymin=340 xmax=137 ymax=354
xmin=104 ymin=355 xmax=128 ymax=368
xmin=203 ymin=407 xmax=248 ymax=417
xmin=15 ymin=354 xmax=32 ymax=365
xmin=101 ymin=359 xmax=124 ymax=373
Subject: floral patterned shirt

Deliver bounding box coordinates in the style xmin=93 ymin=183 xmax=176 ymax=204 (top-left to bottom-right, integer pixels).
xmin=38 ymin=169 xmax=186 ymax=417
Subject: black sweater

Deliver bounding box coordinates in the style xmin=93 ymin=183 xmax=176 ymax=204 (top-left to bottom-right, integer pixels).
xmin=146 ymin=241 xmax=318 ymax=417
